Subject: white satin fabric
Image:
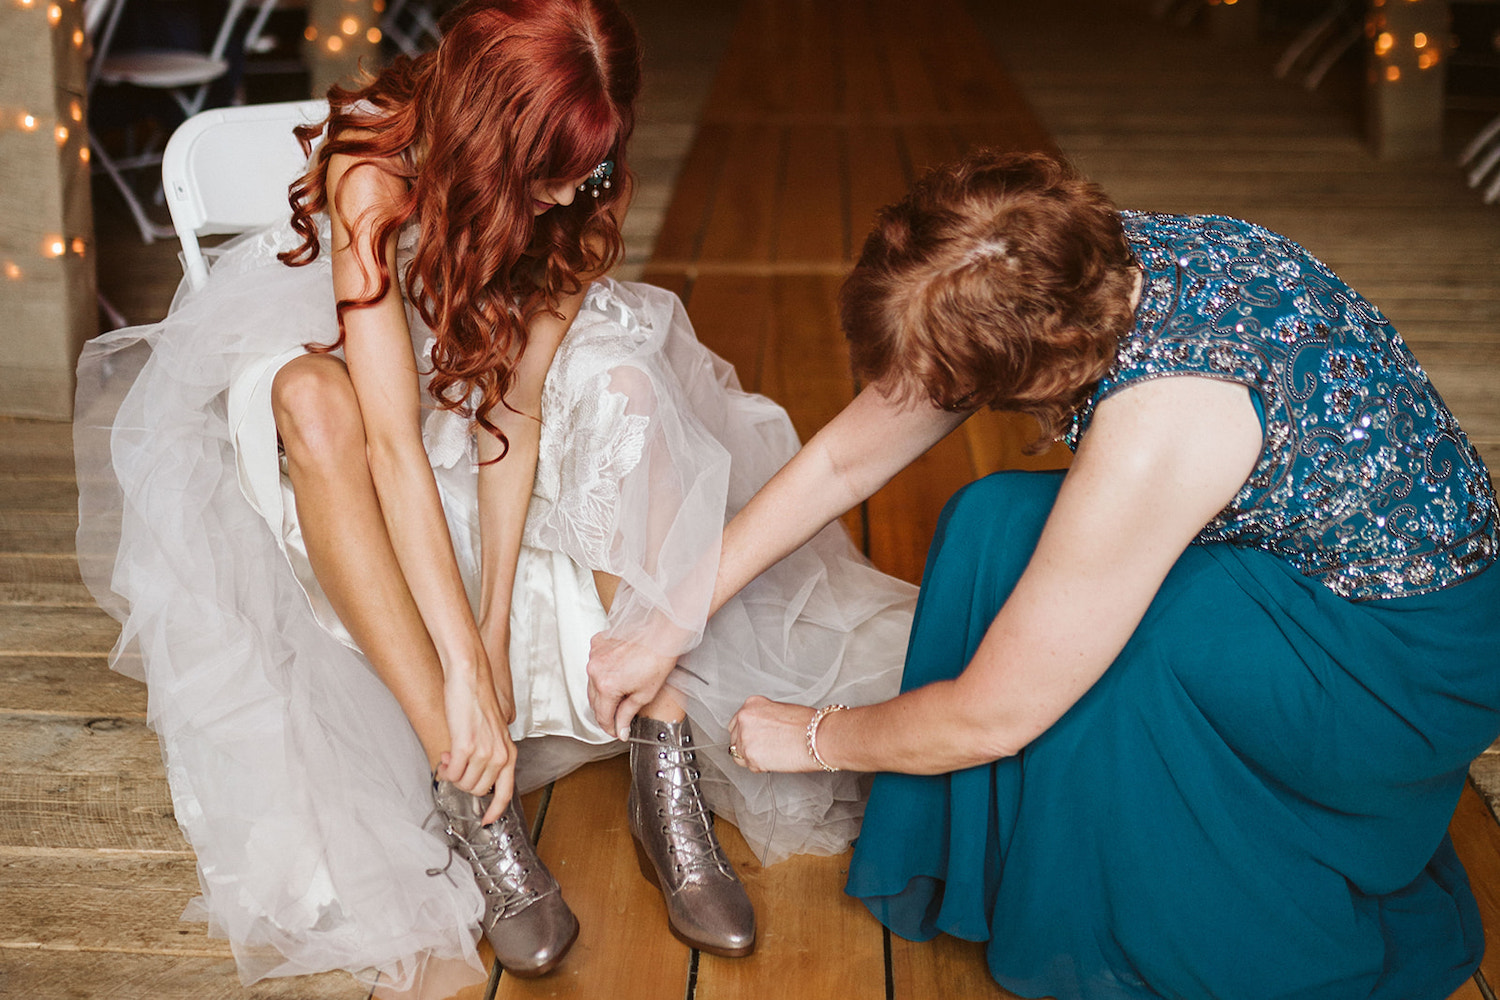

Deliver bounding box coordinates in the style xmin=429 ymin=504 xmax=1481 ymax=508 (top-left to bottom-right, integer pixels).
xmin=74 ymin=219 xmax=914 ymax=994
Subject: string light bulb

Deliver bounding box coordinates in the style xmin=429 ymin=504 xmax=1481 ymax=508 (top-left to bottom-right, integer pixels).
xmin=43 ymin=237 xmax=65 ymax=258
xmin=19 ymin=112 xmax=38 ymax=131
xmin=366 ymin=26 xmax=381 ymax=42
xmin=341 ymin=15 xmax=358 ymax=34
xmin=4 ymin=262 xmax=20 ymax=281
xmin=326 ymin=35 xmax=344 ymax=52
xmin=46 ymin=3 xmax=59 ymax=22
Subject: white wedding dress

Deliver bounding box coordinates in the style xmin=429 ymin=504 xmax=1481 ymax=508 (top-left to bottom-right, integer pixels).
xmin=74 ymin=216 xmax=915 ymax=994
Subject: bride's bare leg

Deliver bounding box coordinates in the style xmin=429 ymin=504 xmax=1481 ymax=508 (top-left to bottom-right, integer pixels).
xmin=590 ymin=570 xmax=685 ymax=721
xmin=273 ymin=354 xmax=449 ymax=768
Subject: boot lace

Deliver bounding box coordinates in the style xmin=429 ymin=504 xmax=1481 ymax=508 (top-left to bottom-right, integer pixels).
xmin=426 ymin=807 xmax=539 ymax=919
xmin=652 ymin=737 xmax=733 ymax=880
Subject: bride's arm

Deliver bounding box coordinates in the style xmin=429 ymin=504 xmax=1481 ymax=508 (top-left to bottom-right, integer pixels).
xmin=474 ymin=289 xmax=584 ymax=717
xmin=474 ymin=183 xmax=626 ymax=724
xmin=328 ymin=154 xmax=512 ymax=815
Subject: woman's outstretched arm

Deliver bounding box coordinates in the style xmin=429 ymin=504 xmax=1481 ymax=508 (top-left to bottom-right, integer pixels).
xmin=585 ymin=384 xmax=968 ymax=738
xmin=730 ymin=375 xmax=1263 ymax=774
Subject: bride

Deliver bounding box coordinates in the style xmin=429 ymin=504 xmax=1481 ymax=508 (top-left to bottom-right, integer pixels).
xmin=73 ymin=0 xmax=913 ymax=993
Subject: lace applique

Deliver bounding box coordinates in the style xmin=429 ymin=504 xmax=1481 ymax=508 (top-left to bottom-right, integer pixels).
xmin=525 ymin=289 xmax=657 ymax=563
xmin=531 ymin=382 xmax=650 ymax=563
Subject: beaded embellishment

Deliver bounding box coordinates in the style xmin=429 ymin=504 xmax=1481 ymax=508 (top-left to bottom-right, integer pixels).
xmin=1067 ymin=213 xmax=1498 ymax=601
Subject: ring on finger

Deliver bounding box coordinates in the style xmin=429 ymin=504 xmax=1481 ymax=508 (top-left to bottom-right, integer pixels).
xmin=728 ymin=743 xmax=745 ymax=764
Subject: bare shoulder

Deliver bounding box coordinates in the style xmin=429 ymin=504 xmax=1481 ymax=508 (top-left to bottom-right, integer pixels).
xmin=1087 ymin=376 xmax=1260 ymax=460
xmin=324 ymin=129 xmax=410 ymax=233
xmin=1067 ymin=375 xmax=1263 ymax=525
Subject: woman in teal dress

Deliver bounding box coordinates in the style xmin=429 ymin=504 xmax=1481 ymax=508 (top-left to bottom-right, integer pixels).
xmin=585 ymin=149 xmax=1500 ymax=998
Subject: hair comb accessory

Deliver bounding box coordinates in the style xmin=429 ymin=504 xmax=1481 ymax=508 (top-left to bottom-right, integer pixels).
xmin=578 ymin=159 xmax=614 ymax=197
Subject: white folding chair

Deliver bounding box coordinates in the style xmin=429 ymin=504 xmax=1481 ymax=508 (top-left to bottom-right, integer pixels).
xmin=161 ymin=99 xmax=328 ymax=290
xmin=85 ymin=0 xmax=282 ymax=242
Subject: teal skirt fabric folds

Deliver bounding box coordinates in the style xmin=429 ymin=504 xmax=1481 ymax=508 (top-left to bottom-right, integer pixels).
xmin=846 ymin=471 xmax=1500 ymax=1000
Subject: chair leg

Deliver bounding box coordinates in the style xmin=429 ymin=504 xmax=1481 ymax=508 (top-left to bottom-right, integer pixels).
xmin=1468 ymin=144 xmax=1500 ymax=192
xmin=1303 ymin=23 xmax=1361 ymax=91
xmin=1460 ymin=116 xmax=1500 ymax=171
xmin=97 ymin=292 xmax=129 ymax=331
xmin=90 ymin=138 xmax=176 ymax=243
xmin=1275 ymin=6 xmax=1342 ymax=79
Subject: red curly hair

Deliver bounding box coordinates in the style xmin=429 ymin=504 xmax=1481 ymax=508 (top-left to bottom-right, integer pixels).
xmin=280 ymin=0 xmax=640 ymax=454
xmin=840 ymin=150 xmax=1137 ymax=450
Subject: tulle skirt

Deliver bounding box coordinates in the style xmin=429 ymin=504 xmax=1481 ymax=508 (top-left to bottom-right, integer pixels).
xmin=74 ymin=222 xmax=915 ymax=993
xmin=848 ymin=471 xmax=1500 ymax=1000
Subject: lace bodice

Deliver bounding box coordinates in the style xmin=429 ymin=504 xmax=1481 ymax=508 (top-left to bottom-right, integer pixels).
xmin=1067 ymin=213 xmax=1497 ymax=601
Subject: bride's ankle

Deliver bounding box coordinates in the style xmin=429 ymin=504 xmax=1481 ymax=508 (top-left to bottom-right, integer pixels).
xmin=641 ymin=685 xmax=686 ymax=724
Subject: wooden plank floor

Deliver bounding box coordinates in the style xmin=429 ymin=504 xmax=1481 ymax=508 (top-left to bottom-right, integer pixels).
xmin=6 ymin=0 xmax=1500 ymax=998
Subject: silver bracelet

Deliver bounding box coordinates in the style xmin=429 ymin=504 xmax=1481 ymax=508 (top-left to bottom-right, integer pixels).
xmin=806 ymin=704 xmax=849 ymax=772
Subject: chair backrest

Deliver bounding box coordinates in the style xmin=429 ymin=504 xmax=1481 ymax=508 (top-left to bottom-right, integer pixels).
xmin=161 ymin=99 xmax=328 ymax=290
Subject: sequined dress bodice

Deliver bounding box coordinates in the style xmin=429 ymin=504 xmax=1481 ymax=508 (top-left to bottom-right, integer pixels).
xmin=1067 ymin=212 xmax=1497 ymax=601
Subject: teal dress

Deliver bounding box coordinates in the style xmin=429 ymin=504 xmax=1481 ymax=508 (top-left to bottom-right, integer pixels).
xmin=846 ymin=214 xmax=1500 ymax=999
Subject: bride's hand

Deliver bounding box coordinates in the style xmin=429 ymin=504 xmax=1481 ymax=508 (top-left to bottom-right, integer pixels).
xmin=439 ymin=660 xmax=516 ymax=825
xmin=586 ymin=634 xmax=677 ymax=740
xmin=729 ymin=696 xmax=820 ymax=773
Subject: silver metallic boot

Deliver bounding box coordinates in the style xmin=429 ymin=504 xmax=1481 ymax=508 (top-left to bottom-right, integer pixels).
xmin=628 ymin=715 xmax=756 ymax=957
xmin=431 ymin=780 xmax=578 ymax=977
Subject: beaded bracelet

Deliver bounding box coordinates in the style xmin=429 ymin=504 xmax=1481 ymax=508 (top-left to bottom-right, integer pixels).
xmin=806 ymin=704 xmax=849 ymax=772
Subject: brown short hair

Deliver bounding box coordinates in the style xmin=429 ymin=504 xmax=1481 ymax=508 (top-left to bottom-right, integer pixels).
xmin=840 ymin=150 xmax=1136 ymax=448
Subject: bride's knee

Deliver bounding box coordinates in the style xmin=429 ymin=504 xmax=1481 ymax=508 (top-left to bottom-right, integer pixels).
xmin=271 ymin=355 xmax=365 ymax=464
